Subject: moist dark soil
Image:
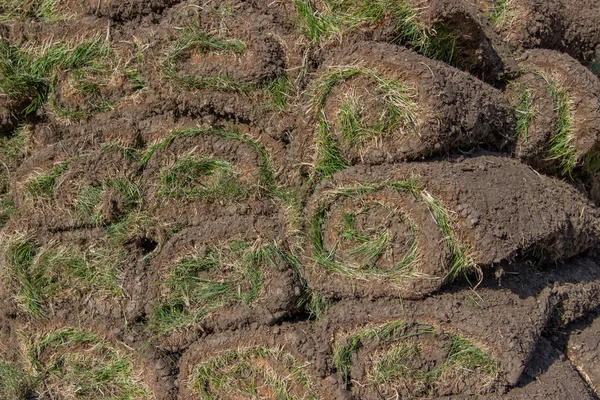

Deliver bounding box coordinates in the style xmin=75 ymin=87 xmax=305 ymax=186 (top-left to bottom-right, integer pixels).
xmin=1 ymin=1 xmax=600 ymax=399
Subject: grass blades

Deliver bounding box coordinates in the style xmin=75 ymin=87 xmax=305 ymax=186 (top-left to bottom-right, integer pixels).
xmin=150 ymin=240 xmax=285 ymax=334
xmin=310 ymin=67 xmax=416 ymax=177
xmin=314 ymin=116 xmax=351 ymax=177
xmin=266 ymin=73 xmax=296 ymax=111
xmin=333 ymin=321 xmax=433 ymax=387
xmin=0 ymin=38 xmax=112 ymax=115
xmin=488 ymin=0 xmax=513 ymax=27
xmin=1 ymin=235 xmax=127 ymax=318
xmin=0 ymin=361 xmax=39 ymax=400
xmin=75 ymin=178 xmax=142 ymax=226
xmin=23 ymin=161 xmax=69 ymax=199
xmin=0 ymin=37 xmax=143 ymax=119
xmin=293 ymin=0 xmax=457 ymax=63
xmin=310 ymin=182 xmax=419 ymax=281
xmin=333 ymin=321 xmax=498 ymax=394
xmin=0 ymin=0 xmax=74 ymax=23
xmin=141 ymin=126 xmax=275 ymax=199
xmin=310 ymin=182 xmax=473 ymax=284
xmin=509 ymin=82 xmax=535 ymax=142
xmin=163 ymin=24 xmax=253 ymax=92
xmin=547 ymin=84 xmax=576 ymax=175
xmin=420 ymin=191 xmax=473 ymax=281
xmin=25 ymin=328 xmax=149 ymax=399
xmin=159 ymin=154 xmax=246 ymax=202
xmin=535 ymin=73 xmax=577 ymax=176
xmin=189 ymin=346 xmax=316 ymax=400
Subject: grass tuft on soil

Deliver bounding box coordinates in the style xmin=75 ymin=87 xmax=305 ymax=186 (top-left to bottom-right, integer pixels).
xmin=333 ymin=321 xmax=499 ymax=395
xmin=0 ymin=234 xmax=127 ymax=318
xmin=24 ymin=162 xmax=69 ymax=199
xmin=310 ymin=67 xmax=417 ymax=177
xmin=149 ymin=240 xmax=287 ymax=334
xmin=75 ymin=178 xmax=142 ymax=226
xmin=0 ymin=37 xmax=143 ymax=119
xmin=536 ymin=73 xmax=577 ymax=176
xmin=189 ymin=346 xmax=316 ymax=399
xmin=0 ymin=0 xmax=74 ymax=23
xmin=293 ymin=0 xmax=458 ymax=63
xmin=20 ymin=328 xmax=150 ymax=399
xmin=509 ymin=82 xmax=536 ymax=143
xmin=488 ymin=0 xmax=514 ymax=27
xmin=310 ymin=181 xmax=473 ymax=284
xmin=164 ymin=22 xmax=295 ymax=108
xmin=163 ymin=23 xmax=251 ymax=92
xmin=141 ymin=126 xmax=276 ymax=200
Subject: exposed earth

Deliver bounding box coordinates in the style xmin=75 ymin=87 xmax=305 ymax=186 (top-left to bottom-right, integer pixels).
xmin=1 ymin=0 xmax=600 ymax=399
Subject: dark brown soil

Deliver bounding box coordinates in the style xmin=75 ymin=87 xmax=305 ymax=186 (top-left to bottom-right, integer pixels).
xmin=304 ymin=156 xmax=599 ymax=299
xmin=295 ymin=42 xmax=515 ymax=169
xmin=1 ymin=1 xmax=600 ymax=399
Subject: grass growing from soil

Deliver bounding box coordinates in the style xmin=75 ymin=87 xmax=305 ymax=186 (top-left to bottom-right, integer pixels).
xmin=536 ymin=73 xmax=577 ymax=176
xmin=420 ymin=191 xmax=472 ymax=281
xmin=150 ymin=240 xmax=286 ymax=334
xmin=23 ymin=328 xmax=149 ymax=399
xmin=163 ymin=24 xmax=250 ymax=92
xmin=333 ymin=321 xmax=499 ymax=394
xmin=509 ymin=82 xmax=536 ymax=142
xmin=310 ymin=67 xmax=417 ymax=177
xmin=189 ymin=346 xmax=316 ymax=399
xmin=293 ymin=0 xmax=458 ymax=63
xmin=0 ymin=361 xmax=38 ymax=400
xmin=0 ymin=0 xmax=74 ymax=23
xmin=164 ymin=22 xmax=296 ymax=108
xmin=310 ymin=181 xmax=473 ymax=283
xmin=75 ymin=178 xmax=142 ymax=226
xmin=159 ymin=154 xmax=246 ymax=202
xmin=310 ymin=185 xmax=418 ymax=280
xmin=24 ymin=162 xmax=69 ymax=199
xmin=141 ymin=126 xmax=275 ymax=200
xmin=0 ymin=38 xmax=112 ymax=114
xmin=0 ymin=37 xmax=143 ymax=119
xmin=1 ymin=235 xmax=126 ymax=318
xmin=488 ymin=0 xmax=514 ymax=27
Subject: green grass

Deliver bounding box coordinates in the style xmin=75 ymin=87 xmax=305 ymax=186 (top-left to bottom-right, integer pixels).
xmin=75 ymin=178 xmax=142 ymax=226
xmin=0 ymin=0 xmax=74 ymax=23
xmin=537 ymin=74 xmax=577 ymax=176
xmin=164 ymin=22 xmax=295 ymax=105
xmin=309 ymin=182 xmax=474 ymax=285
xmin=141 ymin=126 xmax=276 ymax=199
xmin=309 ymin=182 xmax=418 ymax=281
xmin=333 ymin=321 xmax=498 ymax=394
xmin=488 ymin=0 xmax=513 ymax=27
xmin=0 ymin=125 xmax=31 ymax=163
xmin=0 ymin=361 xmax=39 ymax=400
xmin=310 ymin=67 xmax=416 ymax=177
xmin=189 ymin=346 xmax=316 ymax=400
xmin=25 ymin=328 xmax=149 ymax=399
xmin=509 ymin=82 xmax=535 ymax=142
xmin=23 ymin=161 xmax=69 ymax=199
xmin=293 ymin=0 xmax=458 ymax=62
xmin=149 ymin=240 xmax=287 ymax=334
xmin=159 ymin=154 xmax=246 ymax=201
xmin=1 ymin=235 xmax=127 ymax=318
xmin=163 ymin=24 xmax=252 ymax=92
xmin=0 ymin=37 xmax=143 ymax=119
xmin=0 ymin=38 xmax=113 ymax=115
xmin=420 ymin=191 xmax=473 ymax=281
xmin=266 ymin=73 xmax=296 ymax=111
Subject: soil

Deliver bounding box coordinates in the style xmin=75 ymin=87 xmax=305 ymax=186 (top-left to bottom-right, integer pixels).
xmin=1 ymin=1 xmax=600 ymax=399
